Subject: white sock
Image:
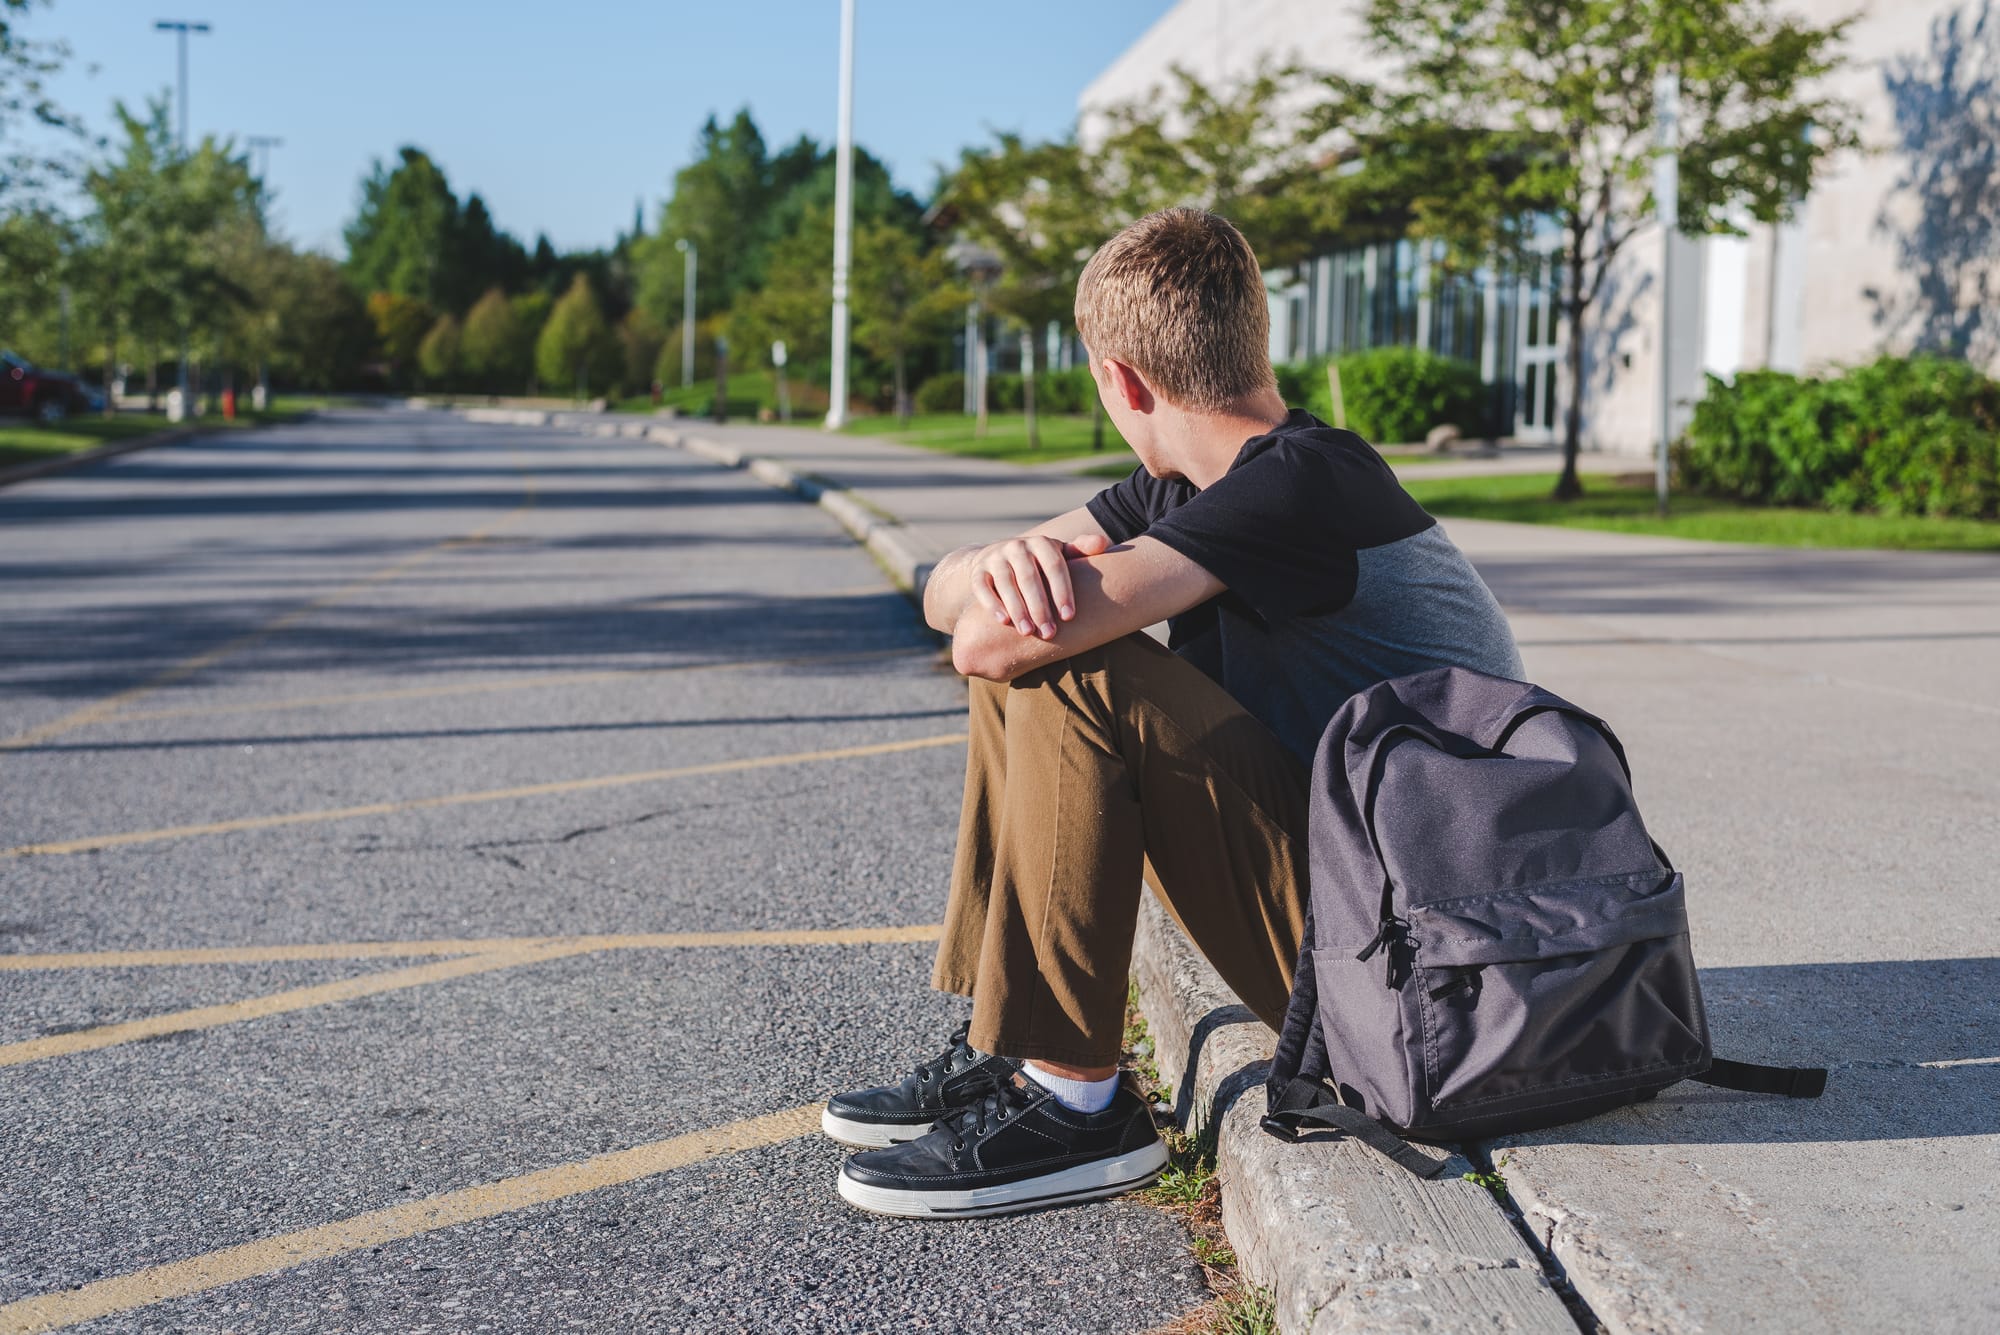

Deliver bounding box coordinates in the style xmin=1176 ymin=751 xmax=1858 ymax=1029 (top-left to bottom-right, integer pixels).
xmin=1023 ymin=1062 xmax=1120 ymax=1114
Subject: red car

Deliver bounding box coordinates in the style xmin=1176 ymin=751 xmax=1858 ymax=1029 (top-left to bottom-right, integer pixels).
xmin=1 ymin=350 xmax=96 ymax=423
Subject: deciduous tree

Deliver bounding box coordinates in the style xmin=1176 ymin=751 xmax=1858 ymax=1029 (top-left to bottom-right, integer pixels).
xmin=1329 ymin=0 xmax=1859 ymax=497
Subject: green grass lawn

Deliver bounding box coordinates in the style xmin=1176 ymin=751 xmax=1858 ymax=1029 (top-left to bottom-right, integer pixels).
xmin=0 ymin=399 xmax=325 ymax=472
xmin=0 ymin=415 xmax=177 ymax=471
xmin=616 ymin=371 xmax=824 ymax=420
xmin=1401 ymin=470 xmax=2000 ymax=552
xmin=839 ymin=412 xmax=1136 ymax=466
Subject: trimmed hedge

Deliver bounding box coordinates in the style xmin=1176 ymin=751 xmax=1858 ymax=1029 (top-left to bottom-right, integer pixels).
xmin=1282 ymin=347 xmax=1489 ymax=444
xmin=913 ymin=372 xmax=966 ymax=415
xmin=918 ymin=368 xmax=1097 ymax=417
xmin=1679 ymin=356 xmax=2000 ymax=519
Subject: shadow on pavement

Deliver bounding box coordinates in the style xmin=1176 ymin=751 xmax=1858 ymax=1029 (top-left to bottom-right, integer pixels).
xmin=1499 ymin=957 xmax=2000 ymax=1149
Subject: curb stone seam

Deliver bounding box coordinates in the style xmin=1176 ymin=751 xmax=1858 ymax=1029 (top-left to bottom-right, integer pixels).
xmin=474 ymin=408 xmax=1584 ymax=1335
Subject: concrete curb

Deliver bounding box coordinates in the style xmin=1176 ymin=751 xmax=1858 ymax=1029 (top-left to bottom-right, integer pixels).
xmin=463 ymin=407 xmax=1585 ymax=1335
xmin=0 ymin=425 xmax=197 ymax=490
xmin=553 ymin=415 xmax=944 ymax=598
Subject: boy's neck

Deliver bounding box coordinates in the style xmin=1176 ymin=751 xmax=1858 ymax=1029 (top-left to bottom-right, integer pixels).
xmin=1162 ymin=389 xmax=1291 ymax=490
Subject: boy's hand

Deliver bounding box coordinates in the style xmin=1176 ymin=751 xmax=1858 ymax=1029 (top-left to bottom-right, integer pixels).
xmin=970 ymin=533 xmax=1112 ymax=640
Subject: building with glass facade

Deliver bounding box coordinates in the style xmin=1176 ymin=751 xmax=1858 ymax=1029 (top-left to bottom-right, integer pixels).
xmin=1080 ymin=0 xmax=2000 ymax=453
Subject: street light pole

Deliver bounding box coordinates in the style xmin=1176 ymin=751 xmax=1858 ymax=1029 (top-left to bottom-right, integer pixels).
xmin=674 ymin=238 xmax=697 ymax=389
xmin=155 ymin=19 xmax=211 ymax=420
xmin=824 ymin=0 xmax=856 ymax=430
xmin=246 ymin=134 xmax=283 ymax=187
xmin=1653 ymin=67 xmax=1681 ymax=519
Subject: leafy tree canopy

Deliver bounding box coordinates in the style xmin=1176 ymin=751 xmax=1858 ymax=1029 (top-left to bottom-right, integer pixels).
xmin=1323 ymin=0 xmax=1860 ymax=493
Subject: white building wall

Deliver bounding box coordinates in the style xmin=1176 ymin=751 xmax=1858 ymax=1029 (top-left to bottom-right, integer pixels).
xmin=1082 ymin=0 xmax=2000 ymax=456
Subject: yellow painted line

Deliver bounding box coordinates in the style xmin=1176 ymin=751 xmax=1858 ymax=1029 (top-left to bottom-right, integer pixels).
xmin=0 ymin=732 xmax=966 ymax=859
xmin=0 ymin=923 xmax=945 ymax=971
xmin=0 ymin=1103 xmax=821 ymax=1334
xmin=96 ymin=647 xmax=929 ymax=727
xmin=0 ymin=943 xmax=596 ymax=1068
xmin=0 ymin=492 xmax=538 ymax=753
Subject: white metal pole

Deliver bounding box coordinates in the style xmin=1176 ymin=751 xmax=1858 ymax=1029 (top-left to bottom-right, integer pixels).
xmin=676 ymin=239 xmax=696 ymax=388
xmin=1653 ymin=68 xmax=1681 ymax=518
xmin=824 ymin=0 xmax=857 ymax=430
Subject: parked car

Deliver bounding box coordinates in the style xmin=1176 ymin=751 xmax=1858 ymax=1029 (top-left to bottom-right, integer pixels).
xmin=0 ymin=350 xmax=95 ymax=423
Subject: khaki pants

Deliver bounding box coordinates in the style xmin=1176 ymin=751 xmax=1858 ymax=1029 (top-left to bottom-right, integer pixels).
xmin=932 ymin=634 xmax=1311 ymax=1067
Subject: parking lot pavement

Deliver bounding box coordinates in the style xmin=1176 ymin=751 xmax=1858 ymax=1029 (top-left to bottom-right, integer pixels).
xmin=0 ymin=410 xmax=1207 ymax=1334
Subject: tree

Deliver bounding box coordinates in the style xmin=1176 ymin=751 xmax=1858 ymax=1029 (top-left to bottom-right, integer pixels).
xmin=417 ymin=313 xmax=461 ymax=387
xmin=535 ymin=273 xmax=612 ymax=398
xmin=944 ymin=133 xmax=1103 ymax=447
xmin=511 ymin=291 xmax=552 ymax=392
xmin=731 ymin=203 xmax=836 ymax=383
xmin=1330 ymin=0 xmax=1859 ymax=497
xmin=1092 ymin=62 xmax=1343 ymax=269
xmin=852 ymin=223 xmax=968 ymax=423
xmin=367 ymin=291 xmax=433 ymax=373
xmin=345 ymin=147 xmax=455 ymax=303
xmin=635 ymin=110 xmax=772 ymax=322
xmin=617 ymin=307 xmax=666 ymax=392
xmin=260 ymin=250 xmax=372 ymax=391
xmin=1 ymin=0 xmax=84 ymax=206
xmin=460 ymin=287 xmax=524 ymax=392
xmin=73 ymin=101 xmax=260 ymax=401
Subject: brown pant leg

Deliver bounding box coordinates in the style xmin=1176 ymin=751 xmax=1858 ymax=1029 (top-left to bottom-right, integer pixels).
xmin=932 ymin=634 xmax=1310 ymax=1067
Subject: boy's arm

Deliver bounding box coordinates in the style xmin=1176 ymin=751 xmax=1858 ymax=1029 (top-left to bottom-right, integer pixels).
xmin=947 ymin=537 xmax=1223 ymax=681
xmin=922 ymin=505 xmax=1112 ymax=638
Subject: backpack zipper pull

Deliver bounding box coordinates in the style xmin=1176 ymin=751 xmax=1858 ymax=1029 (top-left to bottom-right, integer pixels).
xmin=1355 ymin=916 xmax=1405 ymax=962
xmin=1427 ymin=968 xmax=1482 ymax=1001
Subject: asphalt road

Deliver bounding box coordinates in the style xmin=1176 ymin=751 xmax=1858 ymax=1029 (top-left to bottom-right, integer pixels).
xmin=0 ymin=410 xmax=1207 ymax=1334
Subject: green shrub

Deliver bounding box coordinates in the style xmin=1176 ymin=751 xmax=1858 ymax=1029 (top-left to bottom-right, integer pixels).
xmin=1680 ymin=355 xmax=2000 ymax=519
xmin=1037 ymin=367 xmax=1095 ymax=414
xmin=1273 ymin=357 xmax=1330 ymax=408
xmin=913 ymin=372 xmax=966 ymax=415
xmin=1283 ymin=348 xmax=1487 ymax=444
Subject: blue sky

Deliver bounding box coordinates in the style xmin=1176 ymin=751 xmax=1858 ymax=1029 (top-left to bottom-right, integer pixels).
xmin=35 ymin=1 xmax=1171 ymax=256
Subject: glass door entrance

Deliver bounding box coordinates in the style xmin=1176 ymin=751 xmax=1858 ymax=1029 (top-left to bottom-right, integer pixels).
xmin=1514 ymin=254 xmax=1563 ymax=442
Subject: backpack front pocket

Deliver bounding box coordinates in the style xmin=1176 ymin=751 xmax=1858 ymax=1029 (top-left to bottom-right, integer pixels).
xmin=1402 ymin=871 xmax=1710 ymax=1128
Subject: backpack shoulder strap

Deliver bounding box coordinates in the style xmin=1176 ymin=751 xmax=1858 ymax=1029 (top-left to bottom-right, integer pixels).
xmin=1260 ymin=1078 xmax=1446 ymax=1179
xmin=1695 ymin=1057 xmax=1827 ymax=1099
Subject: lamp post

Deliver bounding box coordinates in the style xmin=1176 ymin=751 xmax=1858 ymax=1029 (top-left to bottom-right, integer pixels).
xmin=824 ymin=0 xmax=857 ymax=430
xmin=949 ymin=242 xmax=1002 ymax=439
xmin=1653 ymin=67 xmax=1680 ymax=518
xmin=674 ymin=238 xmax=697 ymax=389
xmin=246 ymin=134 xmax=283 ymax=186
xmin=155 ymin=20 xmax=211 ymax=421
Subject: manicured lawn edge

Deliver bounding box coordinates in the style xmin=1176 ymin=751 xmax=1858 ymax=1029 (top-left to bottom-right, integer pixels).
xmin=1402 ymin=470 xmax=2000 ymax=553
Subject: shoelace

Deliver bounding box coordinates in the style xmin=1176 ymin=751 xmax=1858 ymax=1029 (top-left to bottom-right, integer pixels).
xmin=910 ymin=1023 xmax=977 ymax=1087
xmin=934 ymin=1068 xmax=1038 ymax=1151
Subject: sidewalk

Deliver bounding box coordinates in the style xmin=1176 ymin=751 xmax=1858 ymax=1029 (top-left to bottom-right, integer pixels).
xmin=528 ymin=410 xmax=2000 ymax=1334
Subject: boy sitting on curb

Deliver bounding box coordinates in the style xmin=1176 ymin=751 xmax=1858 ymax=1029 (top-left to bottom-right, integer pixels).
xmin=825 ymin=207 xmax=1523 ymax=1217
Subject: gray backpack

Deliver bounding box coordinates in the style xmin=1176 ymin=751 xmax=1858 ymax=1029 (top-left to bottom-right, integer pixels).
xmin=1263 ymin=668 xmax=1824 ymax=1176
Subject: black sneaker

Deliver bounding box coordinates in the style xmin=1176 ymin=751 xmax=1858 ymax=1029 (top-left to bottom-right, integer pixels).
xmin=820 ymin=1023 xmax=1021 ymax=1148
xmin=836 ymin=1070 xmax=1168 ymax=1218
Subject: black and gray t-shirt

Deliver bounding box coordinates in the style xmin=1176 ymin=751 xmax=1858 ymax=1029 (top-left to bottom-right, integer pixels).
xmin=1086 ymin=409 xmax=1524 ymax=764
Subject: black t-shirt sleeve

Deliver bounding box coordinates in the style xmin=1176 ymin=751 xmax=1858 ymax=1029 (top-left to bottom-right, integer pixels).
xmin=1144 ymin=437 xmax=1379 ymax=622
xmin=1085 ymin=466 xmax=1172 ymax=544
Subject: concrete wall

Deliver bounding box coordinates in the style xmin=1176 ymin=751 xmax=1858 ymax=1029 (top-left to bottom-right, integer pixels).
xmin=1081 ymin=0 xmax=2000 ymax=456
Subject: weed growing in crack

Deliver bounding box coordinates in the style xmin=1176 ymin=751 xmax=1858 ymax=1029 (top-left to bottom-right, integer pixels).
xmin=1462 ymin=1153 xmax=1513 ymax=1202
xmin=1126 ymin=987 xmax=1254 ymax=1335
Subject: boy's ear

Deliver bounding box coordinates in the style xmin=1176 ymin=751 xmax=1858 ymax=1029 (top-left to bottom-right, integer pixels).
xmin=1100 ymin=356 xmax=1154 ymax=414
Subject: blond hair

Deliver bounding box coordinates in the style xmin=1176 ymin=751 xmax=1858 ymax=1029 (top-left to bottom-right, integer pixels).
xmin=1074 ymin=208 xmax=1276 ymax=410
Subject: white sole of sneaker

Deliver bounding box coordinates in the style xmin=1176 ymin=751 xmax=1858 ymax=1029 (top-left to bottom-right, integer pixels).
xmin=819 ymin=1107 xmax=933 ymax=1149
xmin=836 ymin=1139 xmax=1170 ymax=1218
